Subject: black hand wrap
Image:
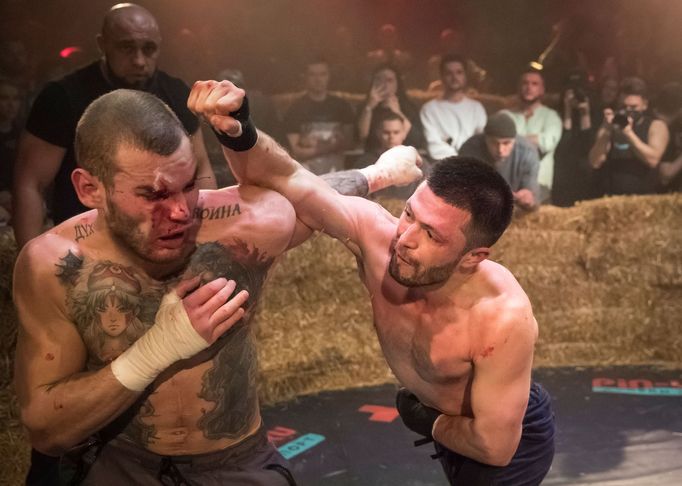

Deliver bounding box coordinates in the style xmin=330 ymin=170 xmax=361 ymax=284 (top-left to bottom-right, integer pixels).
xmin=396 ymin=387 xmax=442 ymax=439
xmin=212 ymin=95 xmax=258 ymax=152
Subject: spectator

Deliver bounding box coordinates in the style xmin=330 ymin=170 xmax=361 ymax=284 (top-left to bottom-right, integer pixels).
xmin=460 ymin=112 xmax=540 ymax=211
xmin=654 ymin=82 xmax=682 ymax=191
xmin=14 ymin=6 xmax=217 ymax=480
xmin=420 ymin=54 xmax=487 ymax=160
xmin=283 ymin=57 xmax=355 ymax=174
xmin=426 ymin=27 xmax=488 ymax=93
xmin=599 ymin=76 xmax=620 ymax=110
xmin=12 ymin=3 xmax=216 ymax=249
xmin=589 ymin=76 xmax=669 ymax=195
xmin=0 ymin=38 xmax=36 ymax=120
xmin=353 ymin=109 xmax=426 ymax=200
xmin=592 ymin=75 xmax=620 ymax=126
xmin=13 ymin=84 xmax=416 ymax=485
xmin=357 ymin=64 xmax=424 ymax=152
xmin=0 ymin=79 xmax=23 ymax=225
xmin=0 ymin=39 xmax=34 ymax=91
xmin=552 ymin=71 xmax=600 ymax=206
xmin=502 ymin=69 xmax=562 ymax=203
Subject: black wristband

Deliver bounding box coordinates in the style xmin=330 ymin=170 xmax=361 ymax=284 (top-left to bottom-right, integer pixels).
xmin=212 ymin=96 xmax=258 ymax=152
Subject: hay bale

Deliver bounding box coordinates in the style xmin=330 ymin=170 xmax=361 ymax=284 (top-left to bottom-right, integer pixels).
xmin=255 ymin=234 xmax=388 ymax=405
xmin=0 ymin=194 xmax=680 ymax=483
xmin=253 ymin=194 xmax=682 ymax=404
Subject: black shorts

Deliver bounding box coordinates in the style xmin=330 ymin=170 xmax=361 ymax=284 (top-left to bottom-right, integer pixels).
xmin=435 ymin=382 xmax=555 ymax=486
xmin=81 ymin=425 xmax=296 ymax=486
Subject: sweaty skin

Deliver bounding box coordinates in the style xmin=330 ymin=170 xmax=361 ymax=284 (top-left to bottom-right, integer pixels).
xmin=13 ymin=92 xmax=415 ymax=458
xmin=188 ymin=80 xmax=537 ymax=467
xmin=14 ymin=134 xmax=298 ymax=456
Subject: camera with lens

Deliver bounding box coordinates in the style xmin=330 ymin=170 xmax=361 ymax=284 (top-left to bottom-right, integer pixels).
xmin=611 ymin=109 xmax=641 ymax=129
xmin=612 ymin=110 xmax=630 ymax=129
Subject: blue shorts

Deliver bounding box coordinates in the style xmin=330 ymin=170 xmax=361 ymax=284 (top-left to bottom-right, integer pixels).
xmin=435 ymin=382 xmax=555 ymax=486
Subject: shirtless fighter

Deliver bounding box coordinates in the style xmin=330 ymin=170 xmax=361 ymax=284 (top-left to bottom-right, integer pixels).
xmin=13 ymin=88 xmax=421 ymax=484
xmin=190 ymin=80 xmax=556 ymax=485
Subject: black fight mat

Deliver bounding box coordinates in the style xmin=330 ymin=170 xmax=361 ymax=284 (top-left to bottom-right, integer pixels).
xmin=261 ymin=366 xmax=682 ymax=485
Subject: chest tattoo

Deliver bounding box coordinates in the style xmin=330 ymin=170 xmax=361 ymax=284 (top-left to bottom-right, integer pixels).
xmin=55 ymin=240 xmax=274 ymax=444
xmin=185 ymin=241 xmax=273 ymax=439
xmin=57 ymin=251 xmax=161 ymax=368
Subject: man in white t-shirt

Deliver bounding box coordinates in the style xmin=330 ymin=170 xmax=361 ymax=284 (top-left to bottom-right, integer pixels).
xmin=502 ymin=70 xmax=562 ymax=203
xmin=420 ymin=54 xmax=487 ymax=160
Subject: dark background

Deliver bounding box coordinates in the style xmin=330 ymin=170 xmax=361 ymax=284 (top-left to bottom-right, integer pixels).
xmin=2 ymin=0 xmax=681 ymax=94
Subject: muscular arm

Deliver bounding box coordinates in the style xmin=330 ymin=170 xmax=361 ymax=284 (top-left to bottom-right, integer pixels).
xmin=225 ymin=130 xmax=369 ymax=254
xmin=283 ymin=167 xmax=371 ymax=248
xmin=623 ymin=119 xmax=669 ymax=168
xmin=189 ymin=127 xmax=218 ymax=189
xmin=188 ymin=81 xmax=420 ymax=252
xmin=432 ymin=308 xmax=536 ymax=466
xmin=12 ymin=132 xmax=64 ymax=248
xmin=13 ymin=244 xmax=139 ymax=455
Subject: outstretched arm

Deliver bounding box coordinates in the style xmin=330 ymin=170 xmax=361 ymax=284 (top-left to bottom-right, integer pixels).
xmin=188 ymin=80 xmax=422 ymax=252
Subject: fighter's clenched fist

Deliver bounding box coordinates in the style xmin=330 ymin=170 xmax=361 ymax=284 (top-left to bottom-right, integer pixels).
xmin=188 ymin=81 xmax=243 ymax=134
xmin=111 ymin=276 xmax=249 ymax=391
xmin=188 ymin=80 xmax=258 ymax=151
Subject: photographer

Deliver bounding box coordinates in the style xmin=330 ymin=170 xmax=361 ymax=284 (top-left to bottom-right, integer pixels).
xmin=552 ymin=71 xmax=600 ymax=205
xmin=589 ymin=77 xmax=669 ymax=195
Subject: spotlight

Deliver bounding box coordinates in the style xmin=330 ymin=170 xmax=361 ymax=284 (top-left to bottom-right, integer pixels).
xmin=59 ymin=46 xmax=82 ymax=59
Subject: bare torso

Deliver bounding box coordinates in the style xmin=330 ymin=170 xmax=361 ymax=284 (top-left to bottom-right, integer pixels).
xmin=357 ymin=212 xmax=536 ymax=416
xmin=46 ymin=186 xmax=294 ymax=455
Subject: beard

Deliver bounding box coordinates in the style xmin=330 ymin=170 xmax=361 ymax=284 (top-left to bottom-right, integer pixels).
xmin=103 ymin=60 xmax=153 ymax=90
xmin=106 ymin=198 xmax=186 ymax=265
xmin=522 ymin=93 xmax=541 ymax=104
xmin=388 ymin=246 xmax=461 ymax=287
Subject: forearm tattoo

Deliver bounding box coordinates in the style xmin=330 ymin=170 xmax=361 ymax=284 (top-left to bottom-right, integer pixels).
xmin=321 ymin=169 xmax=369 ymax=197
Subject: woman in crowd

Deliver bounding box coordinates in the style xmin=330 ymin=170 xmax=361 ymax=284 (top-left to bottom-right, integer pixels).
xmin=357 ymin=64 xmax=424 ymax=152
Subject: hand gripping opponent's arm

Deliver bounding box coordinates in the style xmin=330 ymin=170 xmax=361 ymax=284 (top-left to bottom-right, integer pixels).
xmin=111 ymin=277 xmax=248 ymax=391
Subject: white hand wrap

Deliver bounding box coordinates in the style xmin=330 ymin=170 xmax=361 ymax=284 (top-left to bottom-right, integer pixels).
xmin=359 ymin=145 xmax=423 ymax=193
xmin=111 ymin=292 xmax=209 ymax=391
